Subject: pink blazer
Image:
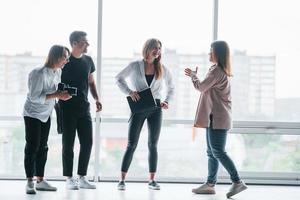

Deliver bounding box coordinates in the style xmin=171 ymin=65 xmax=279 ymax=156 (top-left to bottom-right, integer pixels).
xmin=190 ymin=65 xmax=232 ymax=130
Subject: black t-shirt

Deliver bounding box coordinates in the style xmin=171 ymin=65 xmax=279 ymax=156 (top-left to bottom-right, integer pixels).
xmin=60 ymin=54 xmax=95 ymax=111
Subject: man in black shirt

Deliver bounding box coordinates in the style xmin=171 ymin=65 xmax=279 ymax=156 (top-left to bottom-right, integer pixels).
xmin=60 ymin=31 xmax=102 ymax=190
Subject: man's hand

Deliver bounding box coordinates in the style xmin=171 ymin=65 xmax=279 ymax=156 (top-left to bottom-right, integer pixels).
xmin=96 ymin=100 xmax=102 ymax=112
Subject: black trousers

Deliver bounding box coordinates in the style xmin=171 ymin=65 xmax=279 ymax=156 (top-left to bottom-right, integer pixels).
xmin=24 ymin=116 xmax=51 ymax=178
xmin=62 ymin=108 xmax=93 ymax=177
xmin=121 ymin=107 xmax=162 ymax=173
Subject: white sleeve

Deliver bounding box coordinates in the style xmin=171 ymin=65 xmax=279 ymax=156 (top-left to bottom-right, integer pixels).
xmin=163 ymin=66 xmax=175 ymax=103
xmin=27 ymin=70 xmax=46 ymax=104
xmin=115 ymin=63 xmax=134 ymax=95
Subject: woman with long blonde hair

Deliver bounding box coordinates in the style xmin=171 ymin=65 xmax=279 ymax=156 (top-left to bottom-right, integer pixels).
xmin=116 ymin=38 xmax=175 ymax=190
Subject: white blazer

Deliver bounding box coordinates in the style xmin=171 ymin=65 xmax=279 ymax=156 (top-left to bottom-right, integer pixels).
xmin=115 ymin=60 xmax=175 ymax=103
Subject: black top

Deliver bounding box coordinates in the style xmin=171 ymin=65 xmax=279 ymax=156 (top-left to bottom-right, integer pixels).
xmin=145 ymin=74 xmax=154 ymax=86
xmin=60 ymin=54 xmax=95 ymax=111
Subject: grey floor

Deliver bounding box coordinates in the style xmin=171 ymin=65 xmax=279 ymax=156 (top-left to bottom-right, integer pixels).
xmin=0 ymin=180 xmax=299 ymax=200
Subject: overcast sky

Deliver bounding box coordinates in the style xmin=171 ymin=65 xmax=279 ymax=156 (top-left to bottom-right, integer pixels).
xmin=0 ymin=0 xmax=299 ymax=98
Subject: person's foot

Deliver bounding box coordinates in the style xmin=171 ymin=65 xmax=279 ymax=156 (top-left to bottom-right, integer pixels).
xmin=78 ymin=176 xmax=96 ymax=189
xmin=36 ymin=180 xmax=57 ymax=191
xmin=66 ymin=177 xmax=79 ymax=190
xmin=192 ymin=183 xmax=215 ymax=194
xmin=117 ymin=180 xmax=126 ymax=190
xmin=26 ymin=181 xmax=36 ymax=195
xmin=226 ymin=181 xmax=247 ymax=198
xmin=148 ymin=180 xmax=160 ymax=190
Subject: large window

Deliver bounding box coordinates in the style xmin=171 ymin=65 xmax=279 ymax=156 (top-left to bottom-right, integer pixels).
xmin=0 ymin=0 xmax=299 ymax=183
xmin=0 ymin=0 xmax=98 ymax=177
xmin=218 ymin=0 xmax=300 ymax=122
xmin=99 ymin=0 xmax=213 ymax=180
xmin=101 ymin=0 xmax=212 ymax=119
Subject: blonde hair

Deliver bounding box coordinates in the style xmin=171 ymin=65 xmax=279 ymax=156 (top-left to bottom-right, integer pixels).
xmin=142 ymin=38 xmax=163 ymax=80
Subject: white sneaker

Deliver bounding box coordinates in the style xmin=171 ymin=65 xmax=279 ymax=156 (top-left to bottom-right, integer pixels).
xmin=226 ymin=181 xmax=248 ymax=198
xmin=26 ymin=181 xmax=36 ymax=195
xmin=78 ymin=176 xmax=96 ymax=189
xmin=36 ymin=180 xmax=57 ymax=191
xmin=66 ymin=177 xmax=79 ymax=190
xmin=117 ymin=181 xmax=126 ymax=190
xmin=192 ymin=183 xmax=215 ymax=194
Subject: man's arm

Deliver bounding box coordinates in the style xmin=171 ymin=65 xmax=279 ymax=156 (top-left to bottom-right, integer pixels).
xmin=89 ymin=73 xmax=102 ymax=112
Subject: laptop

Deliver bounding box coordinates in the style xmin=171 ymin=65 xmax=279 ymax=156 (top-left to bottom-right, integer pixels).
xmin=126 ymin=88 xmax=158 ymax=113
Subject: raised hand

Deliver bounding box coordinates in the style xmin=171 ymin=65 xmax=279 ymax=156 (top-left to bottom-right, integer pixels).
xmin=184 ymin=67 xmax=198 ymax=77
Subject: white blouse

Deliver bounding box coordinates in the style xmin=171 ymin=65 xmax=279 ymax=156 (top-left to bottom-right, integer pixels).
xmin=115 ymin=60 xmax=175 ymax=103
xmin=23 ymin=66 xmax=61 ymax=122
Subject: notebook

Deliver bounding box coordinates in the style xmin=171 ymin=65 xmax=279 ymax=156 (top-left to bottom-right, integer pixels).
xmin=126 ymin=88 xmax=158 ymax=113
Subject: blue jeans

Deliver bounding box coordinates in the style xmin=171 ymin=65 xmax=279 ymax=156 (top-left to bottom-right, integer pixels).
xmin=206 ymin=127 xmax=240 ymax=184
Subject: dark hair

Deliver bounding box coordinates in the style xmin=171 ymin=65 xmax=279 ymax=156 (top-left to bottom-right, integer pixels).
xmin=142 ymin=38 xmax=163 ymax=80
xmin=69 ymin=31 xmax=87 ymax=46
xmin=211 ymin=40 xmax=232 ymax=76
xmin=44 ymin=45 xmax=70 ymax=68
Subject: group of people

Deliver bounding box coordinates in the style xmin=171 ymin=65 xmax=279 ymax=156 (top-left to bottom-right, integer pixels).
xmin=23 ymin=30 xmax=247 ymax=198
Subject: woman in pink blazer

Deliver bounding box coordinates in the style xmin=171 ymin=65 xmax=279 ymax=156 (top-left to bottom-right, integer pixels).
xmin=185 ymin=41 xmax=247 ymax=198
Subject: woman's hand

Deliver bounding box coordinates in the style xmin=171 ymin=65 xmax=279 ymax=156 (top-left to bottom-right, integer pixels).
xmin=57 ymin=91 xmax=72 ymax=101
xmin=129 ymin=91 xmax=140 ymax=102
xmin=184 ymin=67 xmax=198 ymax=77
xmin=160 ymin=101 xmax=169 ymax=109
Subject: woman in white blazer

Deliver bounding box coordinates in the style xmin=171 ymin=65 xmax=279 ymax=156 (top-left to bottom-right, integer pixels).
xmin=115 ymin=38 xmax=175 ymax=190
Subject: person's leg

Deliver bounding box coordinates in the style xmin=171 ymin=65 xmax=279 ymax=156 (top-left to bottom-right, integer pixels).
xmin=120 ymin=113 xmax=146 ymax=174
xmin=192 ymin=127 xmax=217 ymax=194
xmin=208 ymin=129 xmax=247 ymax=198
xmin=117 ymin=113 xmax=146 ymax=190
xmin=24 ymin=116 xmax=41 ymax=194
xmin=208 ymin=128 xmax=240 ymax=183
xmin=62 ymin=110 xmax=77 ymax=177
xmin=76 ymin=112 xmax=97 ymax=189
xmin=24 ymin=116 xmax=41 ymax=179
xmin=206 ymin=127 xmax=219 ymax=185
xmin=147 ymin=109 xmax=162 ymax=190
xmin=146 ymin=109 xmax=162 ymax=178
xmin=33 ymin=117 xmax=57 ymax=191
xmin=77 ymin=113 xmax=93 ymax=176
xmin=35 ymin=117 xmax=50 ymax=181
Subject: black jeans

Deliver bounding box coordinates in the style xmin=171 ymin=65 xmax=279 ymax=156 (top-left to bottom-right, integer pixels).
xmin=24 ymin=116 xmax=51 ymax=178
xmin=62 ymin=108 xmax=93 ymax=177
xmin=121 ymin=107 xmax=162 ymax=173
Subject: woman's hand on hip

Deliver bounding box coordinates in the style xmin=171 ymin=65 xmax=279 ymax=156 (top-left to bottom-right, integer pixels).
xmin=160 ymin=101 xmax=169 ymax=109
xmin=129 ymin=91 xmax=140 ymax=102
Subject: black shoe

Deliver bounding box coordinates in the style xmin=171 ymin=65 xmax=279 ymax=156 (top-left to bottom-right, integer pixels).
xmin=117 ymin=181 xmax=126 ymax=190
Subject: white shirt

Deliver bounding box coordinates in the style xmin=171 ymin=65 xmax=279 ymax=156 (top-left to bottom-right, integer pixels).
xmin=115 ymin=60 xmax=175 ymax=103
xmin=23 ymin=66 xmax=61 ymax=122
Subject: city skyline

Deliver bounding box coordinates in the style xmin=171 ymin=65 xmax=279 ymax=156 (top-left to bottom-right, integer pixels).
xmin=2 ymin=49 xmax=300 ymax=122
xmin=1 ymin=0 xmax=300 ymax=98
